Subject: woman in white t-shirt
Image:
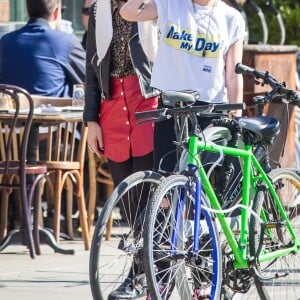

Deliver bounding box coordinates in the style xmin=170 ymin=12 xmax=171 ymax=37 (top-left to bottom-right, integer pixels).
xmin=121 ymin=0 xmax=246 ymax=173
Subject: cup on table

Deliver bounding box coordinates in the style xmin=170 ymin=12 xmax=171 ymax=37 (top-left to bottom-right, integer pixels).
xmin=72 ymin=84 xmax=85 ymax=107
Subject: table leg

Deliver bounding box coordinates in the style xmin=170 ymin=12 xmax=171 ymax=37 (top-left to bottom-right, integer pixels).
xmin=0 ymin=228 xmax=74 ymax=255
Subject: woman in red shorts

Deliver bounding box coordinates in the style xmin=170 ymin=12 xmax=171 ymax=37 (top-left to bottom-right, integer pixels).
xmin=83 ymin=0 xmax=159 ymax=220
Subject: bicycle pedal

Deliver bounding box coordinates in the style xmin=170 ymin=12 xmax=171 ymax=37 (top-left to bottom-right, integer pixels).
xmin=265 ymin=221 xmax=285 ymax=229
xmin=274 ymin=272 xmax=289 ymax=279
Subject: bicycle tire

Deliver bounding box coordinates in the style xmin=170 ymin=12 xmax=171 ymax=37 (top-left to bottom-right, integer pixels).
xmin=247 ymin=168 xmax=300 ymax=299
xmin=89 ymin=170 xmax=163 ymax=300
xmin=143 ymin=174 xmax=222 ymax=300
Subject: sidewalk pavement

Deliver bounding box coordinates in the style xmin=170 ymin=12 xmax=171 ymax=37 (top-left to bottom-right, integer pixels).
xmin=0 ymin=240 xmax=91 ymax=300
xmin=0 ymin=236 xmax=290 ymax=300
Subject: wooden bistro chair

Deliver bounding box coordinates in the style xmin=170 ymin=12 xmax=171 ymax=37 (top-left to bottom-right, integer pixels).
xmin=87 ymin=151 xmax=114 ymax=240
xmin=0 ymin=84 xmax=47 ymax=258
xmin=39 ymin=118 xmax=90 ymax=250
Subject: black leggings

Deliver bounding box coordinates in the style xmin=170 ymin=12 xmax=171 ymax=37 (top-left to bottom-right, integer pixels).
xmin=107 ymin=152 xmax=153 ymax=187
xmin=107 ymin=152 xmax=154 ymax=221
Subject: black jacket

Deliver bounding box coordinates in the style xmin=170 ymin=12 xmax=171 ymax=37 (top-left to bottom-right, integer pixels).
xmin=83 ymin=3 xmax=160 ymax=123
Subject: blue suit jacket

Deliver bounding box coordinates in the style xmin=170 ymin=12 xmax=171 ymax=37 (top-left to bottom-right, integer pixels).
xmin=0 ymin=18 xmax=85 ymax=97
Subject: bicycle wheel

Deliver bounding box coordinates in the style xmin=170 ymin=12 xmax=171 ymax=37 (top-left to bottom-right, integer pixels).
xmin=89 ymin=170 xmax=163 ymax=300
xmin=247 ymin=168 xmax=300 ymax=299
xmin=143 ymin=174 xmax=222 ymax=300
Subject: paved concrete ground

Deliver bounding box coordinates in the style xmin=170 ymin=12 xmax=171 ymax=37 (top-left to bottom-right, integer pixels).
xmin=0 ymin=240 xmax=91 ymax=300
xmin=1 ymin=236 xmax=299 ymax=300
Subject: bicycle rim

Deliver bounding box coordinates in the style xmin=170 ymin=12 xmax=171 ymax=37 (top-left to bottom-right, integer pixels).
xmin=246 ymin=168 xmax=300 ymax=299
xmin=89 ymin=170 xmax=163 ymax=300
xmin=144 ymin=174 xmax=222 ymax=300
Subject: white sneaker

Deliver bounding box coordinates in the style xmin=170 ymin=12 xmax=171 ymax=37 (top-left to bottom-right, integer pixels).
xmin=193 ymin=286 xmax=210 ymax=300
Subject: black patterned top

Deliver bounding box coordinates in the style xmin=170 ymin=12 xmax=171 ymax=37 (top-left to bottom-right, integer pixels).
xmin=110 ymin=0 xmax=135 ymax=78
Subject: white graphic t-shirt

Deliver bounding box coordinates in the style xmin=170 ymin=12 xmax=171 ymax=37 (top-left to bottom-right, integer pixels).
xmin=151 ymin=0 xmax=246 ymax=103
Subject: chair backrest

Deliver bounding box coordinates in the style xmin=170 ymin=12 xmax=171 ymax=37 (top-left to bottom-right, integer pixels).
xmin=0 ymin=84 xmax=34 ymax=175
xmin=42 ymin=120 xmax=87 ymax=168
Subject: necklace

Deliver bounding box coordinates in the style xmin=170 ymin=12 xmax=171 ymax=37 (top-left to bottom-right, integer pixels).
xmin=193 ymin=1 xmax=216 ymax=20
xmin=193 ymin=0 xmax=218 ymax=57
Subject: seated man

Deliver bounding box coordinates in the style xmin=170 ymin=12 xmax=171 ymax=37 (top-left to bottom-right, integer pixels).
xmin=0 ymin=0 xmax=85 ymax=97
xmin=0 ymin=0 xmax=86 ymax=159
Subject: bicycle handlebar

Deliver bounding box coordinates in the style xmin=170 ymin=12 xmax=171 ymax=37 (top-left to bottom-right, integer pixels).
xmin=135 ymin=102 xmax=245 ymax=121
xmin=235 ymin=63 xmax=300 ymax=105
xmin=135 ymin=104 xmax=212 ymax=121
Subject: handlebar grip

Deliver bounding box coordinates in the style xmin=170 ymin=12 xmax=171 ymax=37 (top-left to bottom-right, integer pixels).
xmin=135 ymin=108 xmax=166 ymax=119
xmin=213 ymin=102 xmax=246 ymax=112
xmin=235 ymin=62 xmax=267 ymax=79
xmin=235 ymin=63 xmax=256 ymax=75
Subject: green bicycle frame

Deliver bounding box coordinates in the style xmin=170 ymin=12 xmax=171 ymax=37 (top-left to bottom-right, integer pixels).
xmin=187 ymin=133 xmax=300 ymax=269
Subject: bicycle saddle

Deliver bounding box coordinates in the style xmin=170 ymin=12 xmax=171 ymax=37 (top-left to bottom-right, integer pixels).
xmin=238 ymin=116 xmax=280 ymax=140
xmin=161 ymin=90 xmax=200 ymax=107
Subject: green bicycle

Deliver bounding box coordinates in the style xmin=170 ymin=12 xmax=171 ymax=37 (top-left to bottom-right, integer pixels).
xmin=142 ymin=64 xmax=300 ymax=299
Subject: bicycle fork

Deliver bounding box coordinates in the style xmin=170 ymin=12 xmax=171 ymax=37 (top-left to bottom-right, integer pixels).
xmin=170 ymin=166 xmax=203 ymax=257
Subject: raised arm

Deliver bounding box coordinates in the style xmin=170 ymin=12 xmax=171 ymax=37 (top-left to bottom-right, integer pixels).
xmin=225 ymin=38 xmax=244 ymax=117
xmin=120 ymin=0 xmax=158 ymax=22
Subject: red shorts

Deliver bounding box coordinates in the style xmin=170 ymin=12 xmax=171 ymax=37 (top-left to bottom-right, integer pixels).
xmin=99 ymin=75 xmax=158 ymax=162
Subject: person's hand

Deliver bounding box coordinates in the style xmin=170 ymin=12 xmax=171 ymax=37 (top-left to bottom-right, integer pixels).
xmin=87 ymin=121 xmax=104 ymax=157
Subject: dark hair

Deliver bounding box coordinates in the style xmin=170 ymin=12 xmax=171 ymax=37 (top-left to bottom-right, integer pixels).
xmin=26 ymin=0 xmax=61 ymax=20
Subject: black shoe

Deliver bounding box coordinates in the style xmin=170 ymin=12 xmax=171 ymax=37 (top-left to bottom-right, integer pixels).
xmin=108 ymin=277 xmax=146 ymax=300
